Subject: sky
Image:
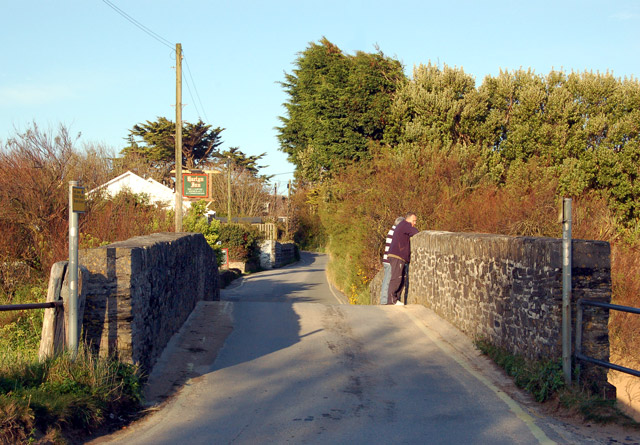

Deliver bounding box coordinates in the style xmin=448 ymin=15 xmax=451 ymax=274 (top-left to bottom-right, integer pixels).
xmin=2 ymin=0 xmax=640 ymax=193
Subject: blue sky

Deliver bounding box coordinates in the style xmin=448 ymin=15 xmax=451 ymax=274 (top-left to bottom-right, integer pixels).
xmin=2 ymin=0 xmax=639 ymax=191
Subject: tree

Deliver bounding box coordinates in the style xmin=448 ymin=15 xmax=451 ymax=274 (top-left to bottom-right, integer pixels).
xmin=220 ymin=146 xmax=268 ymax=177
xmin=120 ymin=117 xmax=224 ymax=184
xmin=277 ymin=38 xmax=404 ymax=183
xmin=384 ymin=62 xmax=486 ymax=151
xmin=0 ymin=124 xmax=114 ymax=277
xmin=208 ymin=148 xmax=272 ymax=217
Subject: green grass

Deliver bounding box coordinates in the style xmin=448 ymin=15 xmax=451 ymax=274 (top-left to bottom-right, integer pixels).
xmin=475 ymin=338 xmax=640 ymax=428
xmin=0 ymin=347 xmax=143 ymax=443
xmin=0 ymin=284 xmax=143 ymax=444
xmin=474 ymin=339 xmax=565 ymax=402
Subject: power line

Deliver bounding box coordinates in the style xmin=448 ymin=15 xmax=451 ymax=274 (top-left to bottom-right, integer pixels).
xmin=100 ymin=1 xmax=212 ymax=126
xmin=182 ymin=68 xmax=202 ymax=120
xmin=101 ymin=0 xmax=174 ymax=50
xmin=183 ymin=52 xmax=209 ymax=123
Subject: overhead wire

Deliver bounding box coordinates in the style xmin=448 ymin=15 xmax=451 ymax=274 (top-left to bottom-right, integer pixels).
xmin=181 ymin=65 xmax=201 ymax=120
xmin=100 ymin=0 xmax=211 ymax=125
xmin=100 ymin=0 xmax=174 ymax=50
xmin=183 ymin=52 xmax=210 ymax=123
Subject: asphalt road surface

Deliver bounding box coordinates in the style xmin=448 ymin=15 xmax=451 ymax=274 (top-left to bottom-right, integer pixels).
xmin=90 ymin=252 xmax=638 ymax=445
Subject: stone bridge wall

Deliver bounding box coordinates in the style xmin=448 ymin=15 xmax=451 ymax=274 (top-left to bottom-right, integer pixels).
xmin=371 ymin=230 xmax=611 ymax=387
xmin=259 ymin=240 xmax=298 ymax=269
xmin=79 ymin=232 xmax=219 ymax=374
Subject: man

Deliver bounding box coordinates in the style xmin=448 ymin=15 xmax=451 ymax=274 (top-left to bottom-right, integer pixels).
xmin=386 ymin=212 xmax=419 ymax=305
xmin=380 ymin=217 xmax=405 ymax=305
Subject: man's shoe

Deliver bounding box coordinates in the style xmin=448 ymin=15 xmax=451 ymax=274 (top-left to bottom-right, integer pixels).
xmin=395 ymin=301 xmax=404 ymax=306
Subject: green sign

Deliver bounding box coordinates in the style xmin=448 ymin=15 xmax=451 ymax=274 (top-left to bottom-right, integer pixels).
xmin=183 ymin=174 xmax=208 ymax=197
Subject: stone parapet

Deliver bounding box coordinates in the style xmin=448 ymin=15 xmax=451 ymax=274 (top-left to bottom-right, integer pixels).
xmin=259 ymin=240 xmax=298 ymax=269
xmin=371 ymin=230 xmax=611 ymax=388
xmin=79 ymin=232 xmax=219 ymax=374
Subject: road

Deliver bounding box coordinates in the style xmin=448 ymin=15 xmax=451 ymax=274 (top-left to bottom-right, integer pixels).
xmin=90 ymin=252 xmax=632 ymax=445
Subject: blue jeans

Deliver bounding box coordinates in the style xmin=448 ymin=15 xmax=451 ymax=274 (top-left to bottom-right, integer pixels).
xmin=380 ymin=262 xmax=391 ymax=304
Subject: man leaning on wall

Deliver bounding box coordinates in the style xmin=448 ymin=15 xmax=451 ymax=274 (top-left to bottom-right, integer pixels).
xmin=380 ymin=216 xmax=405 ymax=305
xmin=386 ymin=212 xmax=419 ymax=306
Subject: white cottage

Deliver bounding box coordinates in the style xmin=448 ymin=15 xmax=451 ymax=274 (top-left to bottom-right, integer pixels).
xmin=90 ymin=171 xmax=190 ymax=211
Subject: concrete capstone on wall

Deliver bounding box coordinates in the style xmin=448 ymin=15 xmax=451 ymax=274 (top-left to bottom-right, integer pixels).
xmin=370 ymin=230 xmax=611 ymax=388
xmin=79 ymin=232 xmax=219 ymax=374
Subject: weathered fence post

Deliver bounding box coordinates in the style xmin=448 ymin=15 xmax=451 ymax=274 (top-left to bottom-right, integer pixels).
xmin=38 ymin=262 xmax=87 ymax=361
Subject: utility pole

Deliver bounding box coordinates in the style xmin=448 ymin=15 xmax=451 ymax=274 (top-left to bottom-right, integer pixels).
xmin=174 ymin=43 xmax=183 ymax=232
xmin=287 ymin=179 xmax=291 ymax=239
xmin=273 ymin=183 xmax=277 ymax=217
xmin=227 ymin=156 xmax=232 ymax=224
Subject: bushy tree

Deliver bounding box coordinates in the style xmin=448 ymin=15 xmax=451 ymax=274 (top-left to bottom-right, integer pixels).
xmin=81 ymin=190 xmax=173 ymax=249
xmin=277 ymin=38 xmax=404 ymax=183
xmin=183 ymin=200 xmax=221 ymax=248
xmin=0 ymin=124 xmax=171 ymax=283
xmin=120 ymin=117 xmax=224 ymax=184
xmin=209 ymin=148 xmax=272 ymax=217
xmin=384 ymin=63 xmax=484 ymax=150
xmin=0 ymin=124 xmax=109 ymax=275
xmin=218 ymin=224 xmax=263 ymax=262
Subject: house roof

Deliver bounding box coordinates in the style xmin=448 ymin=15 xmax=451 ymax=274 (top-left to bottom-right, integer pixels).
xmin=90 ymin=171 xmax=172 ymax=194
xmin=89 ymin=171 xmax=188 ymax=210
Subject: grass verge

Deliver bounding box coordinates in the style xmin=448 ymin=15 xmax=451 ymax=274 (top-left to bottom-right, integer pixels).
xmin=474 ymin=338 xmax=640 ymax=429
xmin=0 ymin=346 xmax=143 ymax=444
xmin=1 ymin=284 xmax=143 ymax=444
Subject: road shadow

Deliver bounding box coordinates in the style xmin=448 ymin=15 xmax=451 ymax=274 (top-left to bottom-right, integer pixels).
xmin=137 ymin=255 xmax=328 ymax=407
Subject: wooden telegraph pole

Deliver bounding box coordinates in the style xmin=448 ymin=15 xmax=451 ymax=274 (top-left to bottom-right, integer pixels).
xmin=175 ymin=43 xmax=183 ymax=231
xmin=227 ymin=156 xmax=232 ymax=223
xmin=287 ymin=179 xmax=291 ymax=239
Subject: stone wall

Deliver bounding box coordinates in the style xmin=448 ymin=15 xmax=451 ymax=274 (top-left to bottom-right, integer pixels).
xmin=79 ymin=232 xmax=219 ymax=374
xmin=259 ymin=240 xmax=297 ymax=269
xmin=371 ymin=230 xmax=611 ymax=387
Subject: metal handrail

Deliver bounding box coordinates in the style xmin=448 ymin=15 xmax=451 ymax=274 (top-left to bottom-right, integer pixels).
xmin=576 ymin=298 xmax=640 ymax=378
xmin=0 ymin=301 xmax=63 ymax=312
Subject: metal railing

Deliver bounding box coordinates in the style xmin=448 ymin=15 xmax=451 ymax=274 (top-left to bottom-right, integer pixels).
xmin=576 ymin=298 xmax=640 ymax=378
xmin=0 ymin=301 xmax=63 ymax=312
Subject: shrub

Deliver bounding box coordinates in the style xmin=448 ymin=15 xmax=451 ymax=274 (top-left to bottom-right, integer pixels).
xmin=289 ymin=187 xmax=327 ymax=251
xmin=183 ymin=201 xmax=221 ymax=246
xmin=183 ymin=201 xmax=223 ymax=265
xmin=0 ymin=124 xmax=116 ymax=279
xmin=81 ymin=190 xmax=173 ymax=249
xmin=218 ymin=224 xmax=263 ymax=262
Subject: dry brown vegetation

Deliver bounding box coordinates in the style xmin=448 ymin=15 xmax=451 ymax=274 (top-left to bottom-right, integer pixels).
xmin=309 ymin=143 xmax=640 ymax=370
xmin=0 ymin=124 xmax=173 ymax=295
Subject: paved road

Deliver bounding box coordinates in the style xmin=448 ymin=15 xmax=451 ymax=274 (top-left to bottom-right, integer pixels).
xmin=91 ymin=252 xmax=628 ymax=445
xmin=222 ymin=252 xmax=348 ymax=305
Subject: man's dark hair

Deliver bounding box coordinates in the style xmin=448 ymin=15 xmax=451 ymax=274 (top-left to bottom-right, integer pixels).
xmin=405 ymin=212 xmax=416 ymax=219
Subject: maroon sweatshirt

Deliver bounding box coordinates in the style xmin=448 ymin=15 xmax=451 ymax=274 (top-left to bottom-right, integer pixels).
xmin=387 ymin=219 xmax=419 ymax=263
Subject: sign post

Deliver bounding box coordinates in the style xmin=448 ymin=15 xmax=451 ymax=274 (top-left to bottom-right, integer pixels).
xmin=68 ymin=181 xmax=85 ymax=358
xmin=561 ymin=198 xmax=572 ymax=384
